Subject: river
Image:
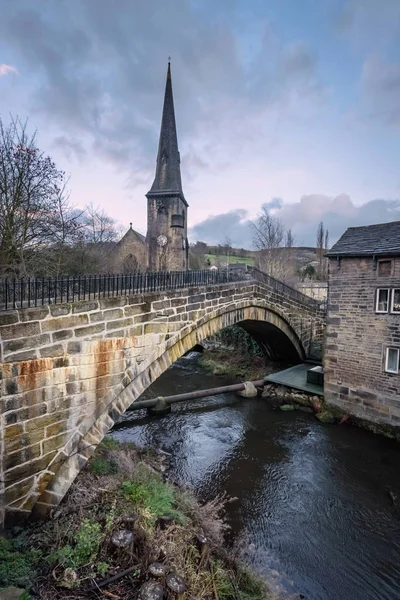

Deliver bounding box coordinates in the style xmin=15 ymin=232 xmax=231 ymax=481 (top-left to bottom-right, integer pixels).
xmin=109 ymin=353 xmax=400 ymax=600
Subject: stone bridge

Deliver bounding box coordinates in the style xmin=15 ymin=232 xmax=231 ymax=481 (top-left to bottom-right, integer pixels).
xmin=0 ymin=275 xmax=325 ymax=526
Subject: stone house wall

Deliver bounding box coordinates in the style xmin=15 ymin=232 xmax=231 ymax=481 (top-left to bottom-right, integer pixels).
xmin=325 ymin=255 xmax=400 ymax=426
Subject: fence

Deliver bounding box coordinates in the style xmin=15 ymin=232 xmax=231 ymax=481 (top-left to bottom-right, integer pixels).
xmin=247 ymin=267 xmax=323 ymax=309
xmin=0 ymin=269 xmax=246 ymax=311
xmin=0 ymin=266 xmax=323 ymax=311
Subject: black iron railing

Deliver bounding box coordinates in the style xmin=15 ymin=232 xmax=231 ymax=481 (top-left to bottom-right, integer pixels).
xmin=0 ymin=266 xmax=324 ymax=311
xmin=247 ymin=267 xmax=323 ymax=309
xmin=0 ymin=269 xmax=247 ymax=311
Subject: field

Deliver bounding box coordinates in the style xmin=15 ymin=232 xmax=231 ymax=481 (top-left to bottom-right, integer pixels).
xmin=205 ymin=253 xmax=255 ymax=266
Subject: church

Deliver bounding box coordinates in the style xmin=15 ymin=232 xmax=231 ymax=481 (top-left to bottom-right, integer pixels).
xmin=108 ymin=62 xmax=189 ymax=273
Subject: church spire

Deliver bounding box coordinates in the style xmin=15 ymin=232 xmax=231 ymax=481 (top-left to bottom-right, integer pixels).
xmin=148 ymin=61 xmax=186 ymax=202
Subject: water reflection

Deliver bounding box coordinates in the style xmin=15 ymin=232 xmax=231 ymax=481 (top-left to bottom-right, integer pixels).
xmin=111 ymin=356 xmax=400 ymax=600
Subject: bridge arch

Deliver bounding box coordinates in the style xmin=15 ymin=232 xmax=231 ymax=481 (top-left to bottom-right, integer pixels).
xmin=33 ymin=302 xmax=305 ymax=516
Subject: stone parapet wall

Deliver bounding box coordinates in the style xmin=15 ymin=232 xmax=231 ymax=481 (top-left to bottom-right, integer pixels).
xmin=325 ymin=256 xmax=400 ymax=427
xmin=0 ymin=280 xmax=324 ymax=525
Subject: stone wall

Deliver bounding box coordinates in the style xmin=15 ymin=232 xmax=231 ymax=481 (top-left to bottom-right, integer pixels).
xmin=146 ymin=196 xmax=188 ymax=271
xmin=0 ymin=281 xmax=324 ymax=525
xmin=107 ymin=227 xmax=146 ymax=273
xmin=325 ymin=256 xmax=400 ymax=426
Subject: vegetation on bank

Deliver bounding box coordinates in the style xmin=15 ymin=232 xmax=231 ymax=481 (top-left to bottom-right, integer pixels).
xmin=199 ymin=325 xmax=285 ymax=382
xmin=0 ymin=438 xmax=272 ymax=599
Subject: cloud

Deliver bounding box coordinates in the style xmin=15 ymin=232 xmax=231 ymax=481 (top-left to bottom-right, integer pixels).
xmin=361 ymin=55 xmax=400 ymax=126
xmin=0 ymin=0 xmax=328 ymax=185
xmin=189 ymin=209 xmax=253 ymax=247
xmin=189 ymin=196 xmax=400 ymax=248
xmin=262 ymin=198 xmax=283 ymax=211
xmin=336 ymin=0 xmax=400 ymax=50
xmin=0 ymin=63 xmax=18 ymax=76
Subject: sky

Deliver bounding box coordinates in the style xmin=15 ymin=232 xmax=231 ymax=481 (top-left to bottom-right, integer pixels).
xmin=0 ymin=0 xmax=399 ymax=248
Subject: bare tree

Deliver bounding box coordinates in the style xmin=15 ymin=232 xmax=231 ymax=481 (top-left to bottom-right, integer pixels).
xmin=0 ymin=116 xmax=80 ymax=276
xmin=251 ymin=206 xmax=294 ymax=280
xmin=316 ymin=221 xmax=329 ymax=280
xmin=324 ymin=228 xmax=329 ymax=278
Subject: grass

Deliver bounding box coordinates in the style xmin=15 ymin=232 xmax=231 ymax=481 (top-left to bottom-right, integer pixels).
xmin=205 ymin=253 xmax=255 ymax=266
xmin=122 ymin=465 xmax=185 ymax=526
xmin=0 ymin=536 xmax=41 ymax=589
xmin=1 ymin=441 xmax=274 ymax=600
xmin=199 ymin=348 xmax=267 ymax=381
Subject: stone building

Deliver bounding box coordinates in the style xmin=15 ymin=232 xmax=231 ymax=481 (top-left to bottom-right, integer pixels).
xmin=107 ymin=224 xmax=146 ymax=273
xmin=325 ymin=221 xmax=400 ymax=428
xmin=108 ymin=62 xmax=188 ymax=272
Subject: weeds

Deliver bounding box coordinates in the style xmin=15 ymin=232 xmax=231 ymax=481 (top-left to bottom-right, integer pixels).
xmin=122 ymin=465 xmax=185 ymax=525
xmin=88 ymin=457 xmax=118 ymax=476
xmin=50 ymin=519 xmax=102 ymax=570
xmin=0 ymin=537 xmax=41 ymax=588
xmin=3 ymin=441 xmax=273 ymax=599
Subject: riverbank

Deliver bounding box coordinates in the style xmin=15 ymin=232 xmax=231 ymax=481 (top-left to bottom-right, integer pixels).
xmin=0 ymin=439 xmax=272 ymax=600
xmin=199 ymin=347 xmax=400 ymax=441
xmin=198 ymin=347 xmax=284 ymax=381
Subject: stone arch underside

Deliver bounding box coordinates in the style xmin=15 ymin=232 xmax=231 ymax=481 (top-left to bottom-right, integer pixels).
xmin=33 ymin=303 xmax=306 ymax=516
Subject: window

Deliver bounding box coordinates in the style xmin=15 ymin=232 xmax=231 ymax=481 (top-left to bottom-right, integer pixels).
xmin=385 ymin=347 xmax=399 ymax=374
xmin=391 ymin=289 xmax=400 ymax=313
xmin=376 ymin=289 xmax=390 ymax=313
xmin=378 ymin=259 xmax=392 ymax=276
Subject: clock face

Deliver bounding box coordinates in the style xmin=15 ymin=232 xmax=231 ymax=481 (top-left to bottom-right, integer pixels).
xmin=157 ymin=234 xmax=168 ymax=247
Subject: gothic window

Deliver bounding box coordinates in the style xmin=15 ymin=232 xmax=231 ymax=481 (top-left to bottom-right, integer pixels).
xmin=156 ymin=198 xmax=167 ymax=214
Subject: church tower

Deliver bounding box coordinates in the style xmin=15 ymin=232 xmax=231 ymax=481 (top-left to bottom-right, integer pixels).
xmin=146 ymin=62 xmax=189 ymax=271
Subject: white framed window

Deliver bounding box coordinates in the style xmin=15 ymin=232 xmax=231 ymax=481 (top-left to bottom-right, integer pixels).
xmin=391 ymin=289 xmax=400 ymax=313
xmin=385 ymin=347 xmax=399 ymax=374
xmin=376 ymin=289 xmax=390 ymax=313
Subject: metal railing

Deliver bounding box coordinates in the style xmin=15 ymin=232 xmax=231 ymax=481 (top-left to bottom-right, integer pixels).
xmin=0 ymin=266 xmax=324 ymax=311
xmin=247 ymin=267 xmax=323 ymax=309
xmin=0 ymin=269 xmax=246 ymax=311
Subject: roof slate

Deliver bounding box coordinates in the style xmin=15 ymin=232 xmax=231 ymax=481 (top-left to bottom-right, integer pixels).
xmin=148 ymin=63 xmax=186 ymax=203
xmin=327 ymin=221 xmax=400 ymax=257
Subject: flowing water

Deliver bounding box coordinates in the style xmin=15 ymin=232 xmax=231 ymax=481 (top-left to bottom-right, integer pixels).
xmin=110 ymin=354 xmax=400 ymax=600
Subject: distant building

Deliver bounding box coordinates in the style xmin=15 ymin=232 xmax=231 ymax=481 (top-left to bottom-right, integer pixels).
xmin=325 ymin=221 xmax=400 ymax=428
xmin=108 ymin=62 xmax=188 ymax=272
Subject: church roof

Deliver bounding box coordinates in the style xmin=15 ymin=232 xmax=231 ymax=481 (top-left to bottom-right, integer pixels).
xmin=327 ymin=221 xmax=400 ymax=257
xmin=116 ymin=225 xmax=145 ymax=247
xmin=147 ymin=62 xmax=187 ymax=205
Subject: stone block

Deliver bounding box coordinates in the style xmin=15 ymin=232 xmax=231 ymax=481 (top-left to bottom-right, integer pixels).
xmin=42 ymin=431 xmax=69 ymax=456
xmin=74 ymin=323 xmax=105 ymax=337
xmin=4 ymin=451 xmax=57 ymax=483
xmin=4 ymin=475 xmax=36 ymax=505
xmin=134 ymin=312 xmax=156 ymax=324
xmin=99 ymin=297 xmax=127 ymax=309
xmin=19 ymin=306 xmax=49 ymax=322
xmin=53 ymin=329 xmax=73 ymax=341
xmin=3 ymin=333 xmax=52 ymax=355
xmin=41 ymin=314 xmax=88 ymax=332
xmin=39 ymin=344 xmax=65 ymax=358
xmin=72 ymin=300 xmax=99 ymax=313
xmin=0 ymin=321 xmax=41 ymax=340
xmin=103 ymin=308 xmax=124 ymax=320
xmin=0 ymin=311 xmax=19 ymax=325
xmin=106 ymin=318 xmax=133 ymax=331
xmin=90 ymin=311 xmax=105 ymax=323
xmin=67 ymin=341 xmax=81 ymax=354
xmin=50 ymin=304 xmax=71 ymax=316
xmin=124 ymin=303 xmax=147 ymax=317
xmin=3 ymin=349 xmax=39 ymax=362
